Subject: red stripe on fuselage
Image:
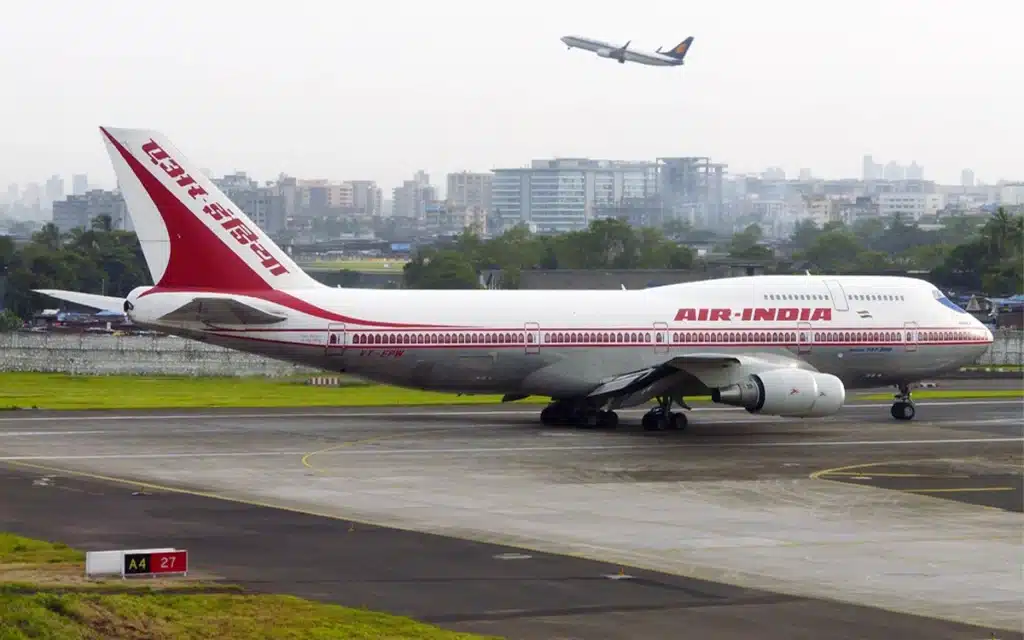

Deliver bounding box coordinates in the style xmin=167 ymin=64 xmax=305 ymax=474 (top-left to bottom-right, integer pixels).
xmin=142 ymin=287 xmax=462 ymax=329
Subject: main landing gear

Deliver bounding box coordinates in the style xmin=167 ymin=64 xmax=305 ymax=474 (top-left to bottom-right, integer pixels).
xmin=540 ymin=399 xmax=619 ymax=429
xmin=640 ymin=395 xmax=688 ymax=431
xmin=891 ymin=383 xmax=916 ymax=421
xmin=539 ymin=395 xmax=690 ymax=430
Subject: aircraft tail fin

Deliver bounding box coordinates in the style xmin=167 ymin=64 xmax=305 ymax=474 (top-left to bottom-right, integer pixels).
xmin=663 ymin=36 xmax=694 ymax=60
xmin=99 ymin=127 xmax=322 ymax=293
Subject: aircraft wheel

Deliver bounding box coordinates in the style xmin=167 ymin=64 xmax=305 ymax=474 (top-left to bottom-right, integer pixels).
xmin=669 ymin=412 xmax=688 ymax=431
xmin=596 ymin=410 xmax=619 ymax=429
xmin=641 ymin=411 xmax=662 ymax=431
xmin=890 ymin=402 xmax=915 ymax=421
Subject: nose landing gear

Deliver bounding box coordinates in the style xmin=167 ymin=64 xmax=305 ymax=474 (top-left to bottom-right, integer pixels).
xmin=640 ymin=395 xmax=688 ymax=431
xmin=891 ymin=384 xmax=916 ymax=420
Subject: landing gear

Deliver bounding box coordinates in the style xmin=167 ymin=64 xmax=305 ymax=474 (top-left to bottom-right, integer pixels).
xmin=891 ymin=384 xmax=916 ymax=421
xmin=640 ymin=396 xmax=688 ymax=431
xmin=540 ymin=399 xmax=618 ymax=429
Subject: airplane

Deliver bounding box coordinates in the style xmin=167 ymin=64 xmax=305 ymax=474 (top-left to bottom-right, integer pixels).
xmin=560 ymin=34 xmax=694 ymax=67
xmin=37 ymin=127 xmax=994 ymax=432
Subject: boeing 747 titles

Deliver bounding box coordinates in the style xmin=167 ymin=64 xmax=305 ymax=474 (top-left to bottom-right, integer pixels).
xmin=37 ymin=127 xmax=994 ymax=432
xmin=560 ymin=34 xmax=695 ymax=67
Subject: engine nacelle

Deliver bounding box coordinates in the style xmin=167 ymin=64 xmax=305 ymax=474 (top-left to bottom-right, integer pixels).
xmin=596 ymin=48 xmax=613 ymax=58
xmin=711 ymin=368 xmax=846 ymax=417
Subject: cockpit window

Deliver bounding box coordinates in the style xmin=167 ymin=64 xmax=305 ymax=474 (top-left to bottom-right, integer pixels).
xmin=933 ymin=289 xmax=968 ymax=313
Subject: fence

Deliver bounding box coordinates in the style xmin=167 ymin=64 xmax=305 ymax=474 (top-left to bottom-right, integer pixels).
xmin=0 ymin=329 xmax=1021 ymax=377
xmin=0 ymin=333 xmax=319 ymax=377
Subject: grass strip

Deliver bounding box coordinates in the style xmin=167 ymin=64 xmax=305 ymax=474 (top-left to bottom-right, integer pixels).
xmin=0 ymin=373 xmax=548 ymax=410
xmin=858 ymin=389 xmax=1023 ymax=400
xmin=0 ymin=533 xmax=497 ymax=640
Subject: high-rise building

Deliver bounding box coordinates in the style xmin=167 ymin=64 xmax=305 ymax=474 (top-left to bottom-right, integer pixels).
xmin=798 ymin=168 xmax=813 ymax=181
xmin=44 ymin=174 xmax=64 ymax=206
xmin=52 ymin=189 xmax=129 ymax=232
xmin=348 ymin=180 xmax=383 ymax=217
xmin=862 ymin=155 xmax=882 ymax=181
xmin=658 ymin=157 xmax=727 ymax=229
xmin=960 ymin=169 xmax=975 ymax=188
xmin=905 ymin=161 xmax=924 ymax=180
xmin=392 ymin=173 xmax=435 ymax=220
xmin=72 ymin=174 xmax=89 ymax=195
xmin=446 ymin=172 xmax=492 ymax=211
xmin=883 ymin=161 xmax=905 ymax=181
xmin=492 ymin=158 xmax=659 ymax=233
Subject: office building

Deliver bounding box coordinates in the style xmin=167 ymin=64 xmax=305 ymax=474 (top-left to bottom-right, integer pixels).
xmin=446 ymin=172 xmax=492 ymax=211
xmin=491 ymin=158 xmax=659 ymax=233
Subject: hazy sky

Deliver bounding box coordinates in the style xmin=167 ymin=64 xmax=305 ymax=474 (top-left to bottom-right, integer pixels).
xmin=1 ymin=0 xmax=1020 ymax=191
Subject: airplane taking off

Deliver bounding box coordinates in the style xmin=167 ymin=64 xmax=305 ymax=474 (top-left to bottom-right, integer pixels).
xmin=38 ymin=127 xmax=994 ymax=431
xmin=560 ymin=34 xmax=694 ymax=67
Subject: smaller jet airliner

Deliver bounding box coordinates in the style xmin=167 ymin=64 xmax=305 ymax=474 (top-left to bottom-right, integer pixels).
xmin=560 ymin=34 xmax=694 ymax=67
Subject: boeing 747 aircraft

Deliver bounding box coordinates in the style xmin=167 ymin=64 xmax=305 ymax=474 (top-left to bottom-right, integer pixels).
xmin=560 ymin=35 xmax=694 ymax=67
xmin=37 ymin=127 xmax=993 ymax=431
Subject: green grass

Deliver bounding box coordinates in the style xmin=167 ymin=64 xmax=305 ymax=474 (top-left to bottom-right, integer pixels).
xmin=299 ymin=259 xmax=408 ymax=273
xmin=0 ymin=534 xmax=83 ymax=566
xmin=0 ymin=373 xmax=1018 ymax=412
xmin=859 ymin=389 xmax=1023 ymax=400
xmin=0 ymin=373 xmax=548 ymax=410
xmin=0 ymin=534 xmax=497 ymax=640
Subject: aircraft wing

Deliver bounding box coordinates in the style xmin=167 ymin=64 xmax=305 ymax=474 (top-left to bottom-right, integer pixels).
xmin=33 ymin=289 xmax=126 ymax=313
xmin=158 ymin=297 xmax=287 ymax=326
xmin=587 ymin=352 xmax=809 ymax=408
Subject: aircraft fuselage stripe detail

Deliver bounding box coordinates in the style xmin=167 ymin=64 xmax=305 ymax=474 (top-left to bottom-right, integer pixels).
xmin=210 ymin=326 xmax=986 ymax=349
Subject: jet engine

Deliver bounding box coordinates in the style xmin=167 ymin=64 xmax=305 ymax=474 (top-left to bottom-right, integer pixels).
xmin=711 ymin=368 xmax=846 ymax=417
xmin=596 ymin=48 xmax=614 ymax=58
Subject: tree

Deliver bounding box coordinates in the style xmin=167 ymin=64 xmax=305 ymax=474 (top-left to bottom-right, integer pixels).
xmin=402 ymin=250 xmax=479 ymax=289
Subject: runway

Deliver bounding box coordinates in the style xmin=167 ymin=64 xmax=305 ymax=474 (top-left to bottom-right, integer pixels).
xmin=1 ymin=395 xmax=1022 ymax=639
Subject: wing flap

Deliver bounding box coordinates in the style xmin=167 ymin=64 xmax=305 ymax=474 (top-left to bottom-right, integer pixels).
xmin=158 ymin=297 xmax=287 ymax=326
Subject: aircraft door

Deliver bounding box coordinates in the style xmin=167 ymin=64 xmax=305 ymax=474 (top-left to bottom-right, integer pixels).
xmin=824 ymin=280 xmax=849 ymax=311
xmin=903 ymin=321 xmax=918 ymax=352
xmin=797 ymin=321 xmax=812 ymax=354
xmin=653 ymin=322 xmax=669 ymax=354
xmin=524 ymin=322 xmax=540 ymax=354
xmin=326 ymin=323 xmax=346 ymax=356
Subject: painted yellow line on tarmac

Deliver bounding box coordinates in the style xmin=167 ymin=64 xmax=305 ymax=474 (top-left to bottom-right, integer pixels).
xmin=300 ymin=427 xmax=464 ymax=473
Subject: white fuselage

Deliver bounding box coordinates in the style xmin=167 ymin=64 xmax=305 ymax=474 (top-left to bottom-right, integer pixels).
xmin=124 ymin=274 xmax=993 ymax=397
xmin=561 ymin=36 xmax=682 ymax=66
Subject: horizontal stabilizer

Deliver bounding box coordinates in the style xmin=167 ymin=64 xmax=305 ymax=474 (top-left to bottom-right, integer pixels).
xmin=33 ymin=289 xmax=126 ymax=313
xmin=158 ymin=297 xmax=287 ymax=326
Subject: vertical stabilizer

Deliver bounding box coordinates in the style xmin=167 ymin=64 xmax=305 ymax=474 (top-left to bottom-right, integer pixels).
xmin=99 ymin=127 xmax=321 ymax=292
xmin=664 ymin=36 xmax=694 ymax=60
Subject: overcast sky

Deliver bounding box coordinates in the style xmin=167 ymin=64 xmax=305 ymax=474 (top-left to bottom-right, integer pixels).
xmin=1 ymin=0 xmax=1019 ymax=191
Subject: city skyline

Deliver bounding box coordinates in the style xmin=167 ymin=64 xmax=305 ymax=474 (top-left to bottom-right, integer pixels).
xmin=0 ymin=0 xmax=1020 ymax=190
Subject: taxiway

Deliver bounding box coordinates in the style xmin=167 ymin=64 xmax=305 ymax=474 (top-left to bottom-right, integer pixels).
xmin=1 ymin=395 xmax=1022 ymax=639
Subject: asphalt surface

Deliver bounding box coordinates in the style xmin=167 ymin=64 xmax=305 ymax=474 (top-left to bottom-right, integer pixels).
xmin=2 ymin=465 xmax=1019 ymax=640
xmin=1 ymin=391 xmax=1022 ymax=640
